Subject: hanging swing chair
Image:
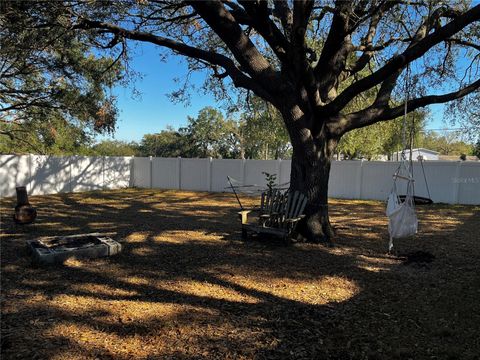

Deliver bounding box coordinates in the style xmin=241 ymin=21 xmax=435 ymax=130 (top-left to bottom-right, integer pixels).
xmin=397 ymin=113 xmax=433 ymax=206
xmin=397 ymin=155 xmax=433 ymax=205
xmin=398 ymin=195 xmax=433 ymax=206
xmin=387 ymin=159 xmax=418 ymax=251
xmin=392 ymin=65 xmax=433 ymax=206
xmin=386 ymin=65 xmax=433 ymax=251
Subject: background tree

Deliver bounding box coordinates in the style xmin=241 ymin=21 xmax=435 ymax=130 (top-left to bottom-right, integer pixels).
xmin=138 ymin=109 xmax=239 ymax=158
xmin=240 ymin=96 xmax=292 ymax=159
xmin=5 ymin=1 xmax=480 ymax=242
xmin=337 ymin=113 xmax=427 ymax=160
xmin=0 ymin=1 xmax=122 ymax=153
xmin=418 ymin=131 xmax=474 ymax=155
xmin=473 ymin=140 xmax=480 ymax=159
xmin=138 ymin=127 xmax=193 ymax=157
xmin=135 ymin=103 xmax=289 ymax=160
xmin=184 ymin=107 xmax=236 ymax=158
xmin=0 ymin=115 xmax=92 ymax=155
xmin=337 ymin=123 xmax=390 ymax=160
xmin=90 ymin=140 xmax=138 ymax=157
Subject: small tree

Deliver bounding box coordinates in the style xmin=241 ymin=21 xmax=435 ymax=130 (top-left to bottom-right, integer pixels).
xmin=262 ymin=172 xmax=278 ymax=196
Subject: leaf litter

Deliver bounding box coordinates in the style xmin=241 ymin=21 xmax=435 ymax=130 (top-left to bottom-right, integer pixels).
xmin=1 ymin=189 xmax=479 ymax=359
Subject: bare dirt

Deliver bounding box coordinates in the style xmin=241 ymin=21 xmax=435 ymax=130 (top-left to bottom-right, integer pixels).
xmin=1 ymin=189 xmax=479 ymax=359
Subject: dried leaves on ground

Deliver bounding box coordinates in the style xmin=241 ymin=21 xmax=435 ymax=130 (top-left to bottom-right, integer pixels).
xmin=1 ymin=189 xmax=479 ymax=359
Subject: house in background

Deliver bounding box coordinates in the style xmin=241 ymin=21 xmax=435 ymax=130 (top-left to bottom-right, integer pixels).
xmin=391 ymin=148 xmax=440 ymax=161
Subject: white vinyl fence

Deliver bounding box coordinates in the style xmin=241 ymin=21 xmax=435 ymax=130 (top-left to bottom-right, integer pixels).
xmin=1 ymin=155 xmax=479 ymax=205
xmin=133 ymin=157 xmax=480 ymax=205
xmin=0 ymin=155 xmax=132 ymax=198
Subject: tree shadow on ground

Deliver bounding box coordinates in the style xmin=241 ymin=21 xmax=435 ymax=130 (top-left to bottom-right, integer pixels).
xmin=1 ymin=189 xmax=479 ymax=359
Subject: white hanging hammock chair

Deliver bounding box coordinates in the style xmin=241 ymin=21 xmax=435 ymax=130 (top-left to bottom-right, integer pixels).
xmin=386 ymin=64 xmax=419 ymax=251
xmin=386 ymin=160 xmax=418 ymax=251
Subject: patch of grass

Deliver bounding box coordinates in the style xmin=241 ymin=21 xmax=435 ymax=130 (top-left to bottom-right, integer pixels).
xmin=1 ymin=189 xmax=479 ymax=359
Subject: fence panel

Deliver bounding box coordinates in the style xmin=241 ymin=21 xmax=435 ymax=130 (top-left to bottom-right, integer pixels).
xmin=410 ymin=161 xmax=431 ymax=200
xmin=70 ymin=156 xmax=103 ymax=193
xmin=151 ymin=157 xmax=180 ymax=189
xmin=180 ymin=158 xmax=210 ymax=191
xmin=278 ymin=160 xmax=291 ymax=187
xmin=211 ymin=159 xmax=244 ymax=192
xmin=104 ymin=157 xmax=132 ymax=190
xmin=420 ymin=162 xmax=459 ymax=204
xmin=133 ymin=157 xmax=151 ymax=188
xmin=1 ymin=155 xmax=479 ymax=204
xmin=29 ymin=155 xmax=71 ymax=195
xmin=0 ymin=155 xmax=30 ymax=198
xmin=360 ymin=161 xmax=402 ymax=201
xmin=329 ymin=161 xmax=363 ymax=199
xmin=244 ymin=160 xmax=279 ymax=188
xmin=456 ymin=162 xmax=480 ymax=205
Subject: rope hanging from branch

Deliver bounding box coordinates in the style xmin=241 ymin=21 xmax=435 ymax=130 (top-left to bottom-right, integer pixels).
xmin=386 ymin=63 xmax=418 ymax=252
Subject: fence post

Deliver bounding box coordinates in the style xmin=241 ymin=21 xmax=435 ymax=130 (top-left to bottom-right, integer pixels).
xmin=102 ymin=156 xmax=106 ymax=190
xmin=241 ymin=159 xmax=246 ymax=186
xmin=27 ymin=153 xmax=33 ymax=195
xmin=453 ymin=161 xmax=461 ymax=204
xmin=355 ymin=160 xmax=364 ymax=199
xmin=149 ymin=156 xmax=153 ymax=189
xmin=177 ymin=157 xmax=182 ymax=190
xmin=207 ymin=157 xmax=213 ymax=192
xmin=69 ymin=155 xmax=73 ymax=193
xmin=129 ymin=156 xmax=134 ymax=188
xmin=277 ymin=158 xmax=282 ymax=186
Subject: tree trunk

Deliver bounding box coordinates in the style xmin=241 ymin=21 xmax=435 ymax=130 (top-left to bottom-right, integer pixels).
xmin=282 ymin=107 xmax=337 ymax=244
xmin=289 ymin=147 xmax=336 ymax=244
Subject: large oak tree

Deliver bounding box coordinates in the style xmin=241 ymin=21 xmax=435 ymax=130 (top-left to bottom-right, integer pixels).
xmin=5 ymin=1 xmax=480 ymax=242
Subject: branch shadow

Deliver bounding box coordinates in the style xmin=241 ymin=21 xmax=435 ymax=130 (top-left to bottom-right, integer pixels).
xmin=1 ymin=190 xmax=479 ymax=359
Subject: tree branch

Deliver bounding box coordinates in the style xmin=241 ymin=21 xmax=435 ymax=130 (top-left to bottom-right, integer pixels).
xmin=222 ymin=0 xmax=252 ymax=25
xmin=291 ymin=0 xmax=315 ymax=66
xmin=332 ymin=77 xmax=480 ymax=135
xmin=237 ymin=0 xmax=290 ymax=63
xmin=381 ymin=78 xmax=480 ymax=121
xmin=188 ymin=0 xmax=280 ymax=93
xmin=74 ymin=17 xmax=275 ymax=102
xmin=346 ymin=1 xmax=403 ymax=78
xmin=314 ymin=1 xmax=351 ymax=88
xmin=447 ymin=38 xmax=480 ymax=52
xmin=272 ymin=0 xmax=293 ymax=37
xmin=321 ymin=4 xmax=480 ymax=116
xmin=290 ymin=0 xmax=322 ymax=121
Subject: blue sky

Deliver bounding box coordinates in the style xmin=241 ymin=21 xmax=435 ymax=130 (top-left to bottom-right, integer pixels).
xmin=98 ymin=43 xmax=219 ymax=142
xmin=99 ymin=43 xmax=451 ymax=143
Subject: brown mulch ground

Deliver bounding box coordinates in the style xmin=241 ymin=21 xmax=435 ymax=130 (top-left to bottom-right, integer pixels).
xmin=1 ymin=189 xmax=479 ymax=360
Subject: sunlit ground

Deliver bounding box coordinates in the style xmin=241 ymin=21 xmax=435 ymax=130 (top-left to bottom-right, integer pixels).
xmin=1 ymin=189 xmax=479 ymax=359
